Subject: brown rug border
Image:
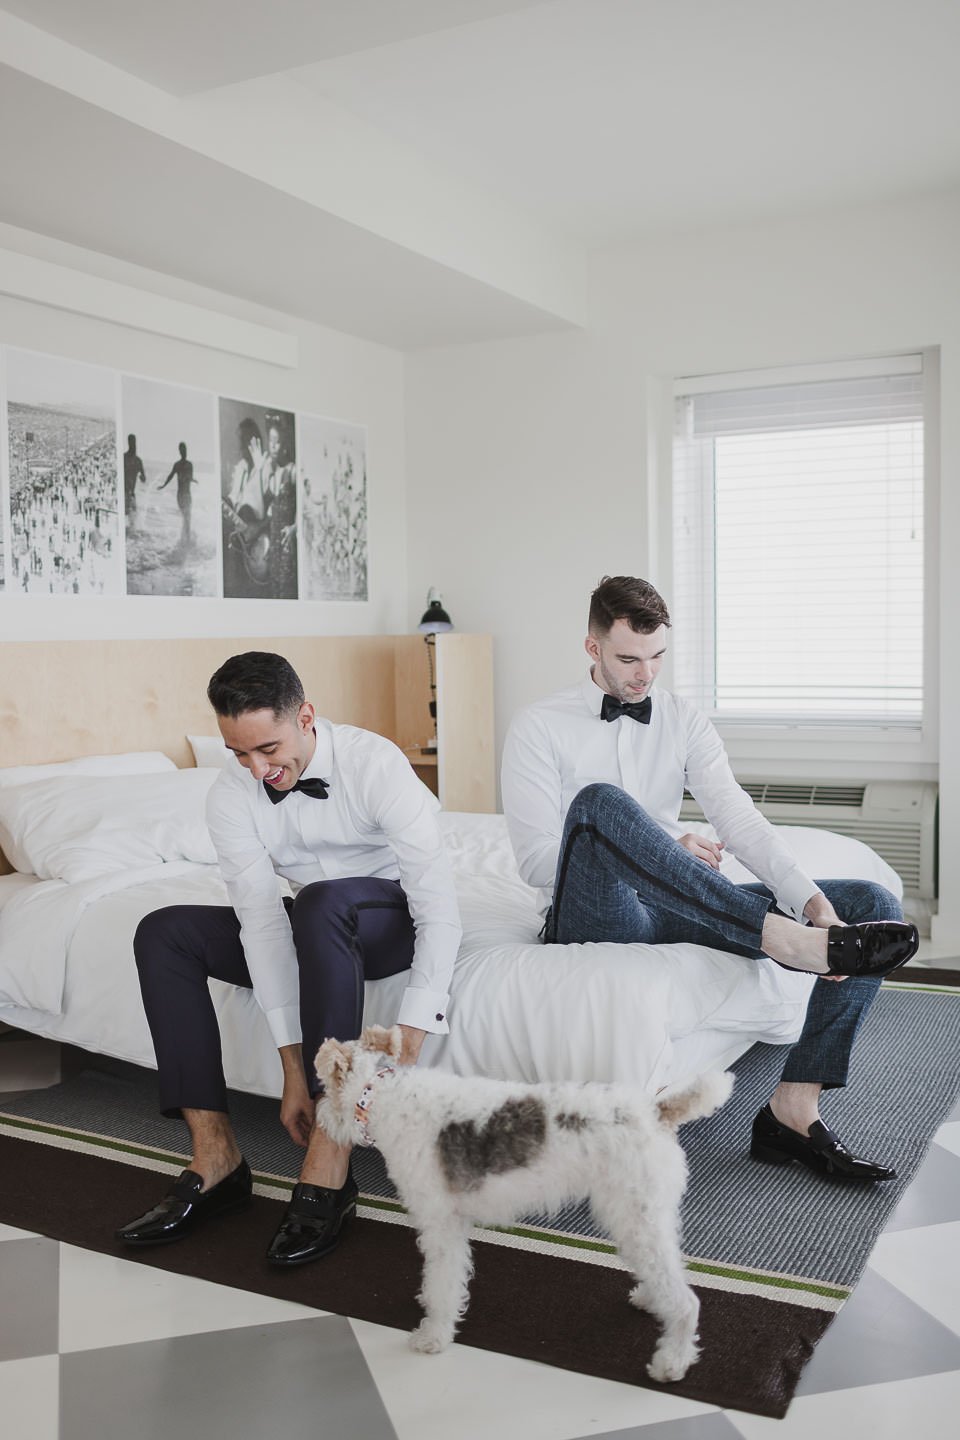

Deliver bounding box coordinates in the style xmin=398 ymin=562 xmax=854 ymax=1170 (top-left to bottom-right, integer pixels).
xmin=0 ymin=1131 xmax=830 ymax=1419
xmin=891 ymin=965 xmax=960 ymax=988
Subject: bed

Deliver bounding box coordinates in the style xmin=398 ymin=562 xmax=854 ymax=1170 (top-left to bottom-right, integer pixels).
xmin=0 ymin=757 xmax=902 ymax=1097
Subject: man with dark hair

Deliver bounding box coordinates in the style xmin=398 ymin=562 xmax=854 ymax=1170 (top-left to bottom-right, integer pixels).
xmin=502 ymin=576 xmax=917 ymax=1182
xmin=117 ymin=651 xmax=462 ymax=1264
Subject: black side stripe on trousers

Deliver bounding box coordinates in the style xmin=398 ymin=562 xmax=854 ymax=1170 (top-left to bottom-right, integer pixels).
xmin=552 ymin=822 xmax=764 ymax=933
xmin=343 ymin=898 xmax=412 ymax=1032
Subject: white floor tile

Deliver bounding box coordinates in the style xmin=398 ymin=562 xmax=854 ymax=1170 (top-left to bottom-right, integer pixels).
xmin=867 ymin=1220 xmax=960 ymax=1338
xmin=727 ymin=1365 xmax=960 ymax=1440
xmin=932 ymin=1121 xmax=960 ymax=1161
xmin=348 ymin=1317 xmax=716 ymax=1440
xmin=0 ymin=1221 xmax=42 ymax=1242
xmin=0 ymin=1354 xmax=59 ymax=1438
xmin=58 ymin=1243 xmax=329 ymax=1352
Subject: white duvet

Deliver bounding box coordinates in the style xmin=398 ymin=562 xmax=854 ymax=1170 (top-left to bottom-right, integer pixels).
xmin=0 ymin=812 xmax=902 ymax=1096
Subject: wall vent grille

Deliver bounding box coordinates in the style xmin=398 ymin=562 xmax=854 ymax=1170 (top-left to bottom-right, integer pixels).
xmin=679 ymin=780 xmax=937 ymax=898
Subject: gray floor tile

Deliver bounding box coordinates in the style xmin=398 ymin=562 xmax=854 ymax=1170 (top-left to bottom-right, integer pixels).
xmin=795 ymin=1265 xmax=960 ymax=1397
xmin=882 ymin=1138 xmax=960 ymax=1232
xmin=60 ymin=1314 xmax=398 ymax=1440
xmin=571 ymin=1416 xmax=743 ymax=1439
xmin=0 ymin=1237 xmax=59 ymax=1362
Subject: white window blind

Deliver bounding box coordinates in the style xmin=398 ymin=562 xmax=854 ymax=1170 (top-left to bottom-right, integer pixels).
xmin=672 ymin=357 xmax=925 ymax=728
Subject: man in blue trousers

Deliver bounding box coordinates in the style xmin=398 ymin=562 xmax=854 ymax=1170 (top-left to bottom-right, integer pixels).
xmin=501 ymin=576 xmax=918 ymax=1182
xmin=118 ymin=651 xmax=461 ymax=1263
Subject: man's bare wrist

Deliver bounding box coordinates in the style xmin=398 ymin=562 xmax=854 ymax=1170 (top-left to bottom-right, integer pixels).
xmin=279 ymin=1043 xmax=306 ymax=1078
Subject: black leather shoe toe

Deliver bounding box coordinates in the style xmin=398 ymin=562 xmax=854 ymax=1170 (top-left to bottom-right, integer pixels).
xmin=826 ymin=921 xmax=919 ymax=978
xmin=116 ymin=1158 xmax=253 ymax=1246
xmin=266 ymin=1172 xmax=359 ymax=1267
xmin=751 ymin=1105 xmax=896 ymax=1182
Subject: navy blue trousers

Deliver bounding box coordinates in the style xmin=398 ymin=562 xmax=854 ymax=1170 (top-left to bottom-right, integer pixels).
xmin=134 ymin=877 xmax=415 ymax=1116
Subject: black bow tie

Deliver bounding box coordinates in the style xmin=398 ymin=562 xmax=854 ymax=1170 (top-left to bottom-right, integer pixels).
xmin=601 ymin=693 xmax=653 ymax=725
xmin=265 ymin=776 xmax=330 ymax=804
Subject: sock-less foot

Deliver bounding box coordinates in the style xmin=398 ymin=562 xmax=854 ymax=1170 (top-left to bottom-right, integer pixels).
xmin=266 ymin=1167 xmax=359 ymax=1267
xmin=751 ymin=1106 xmax=896 ymax=1182
xmin=116 ymin=1157 xmax=253 ymax=1245
xmin=761 ymin=916 xmax=918 ymax=979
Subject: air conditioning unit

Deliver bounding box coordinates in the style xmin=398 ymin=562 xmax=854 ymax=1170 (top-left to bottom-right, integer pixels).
xmin=679 ymin=780 xmax=938 ymax=899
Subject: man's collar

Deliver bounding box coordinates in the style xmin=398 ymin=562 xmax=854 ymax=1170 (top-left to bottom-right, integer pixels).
xmin=580 ymin=668 xmax=607 ymax=717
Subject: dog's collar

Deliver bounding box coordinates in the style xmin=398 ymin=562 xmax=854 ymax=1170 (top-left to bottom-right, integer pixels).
xmin=353 ymin=1065 xmax=395 ymax=1146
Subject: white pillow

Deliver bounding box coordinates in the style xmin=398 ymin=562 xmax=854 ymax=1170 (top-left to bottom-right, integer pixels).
xmin=0 ymin=769 xmax=220 ymax=881
xmin=187 ymin=734 xmax=238 ymax=770
xmin=0 ymin=752 xmax=176 ymax=789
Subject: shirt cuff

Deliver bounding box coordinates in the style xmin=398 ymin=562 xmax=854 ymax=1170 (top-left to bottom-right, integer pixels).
xmin=776 ymin=870 xmax=821 ymax=923
xmin=396 ymin=985 xmax=451 ymax=1035
xmin=264 ymin=1004 xmax=303 ymax=1050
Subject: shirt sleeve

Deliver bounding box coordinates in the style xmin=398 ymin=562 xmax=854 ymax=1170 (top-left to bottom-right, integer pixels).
xmin=205 ymin=775 xmax=302 ymax=1049
xmin=500 ymin=708 xmax=564 ymax=895
xmin=359 ymin=743 xmax=462 ymax=1034
xmin=681 ymin=705 xmax=820 ymax=921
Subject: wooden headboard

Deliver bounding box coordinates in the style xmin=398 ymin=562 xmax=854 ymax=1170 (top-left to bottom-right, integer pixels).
xmin=0 ymin=633 xmax=495 ymax=872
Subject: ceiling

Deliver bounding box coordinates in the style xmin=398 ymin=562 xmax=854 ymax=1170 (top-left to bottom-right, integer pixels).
xmin=1 ymin=0 xmax=958 ymax=349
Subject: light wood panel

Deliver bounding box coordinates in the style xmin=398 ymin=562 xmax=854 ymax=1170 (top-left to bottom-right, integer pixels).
xmin=0 ymin=632 xmax=495 ymax=871
xmin=435 ymin=633 xmax=496 ymax=812
xmin=0 ymin=636 xmax=398 ymax=771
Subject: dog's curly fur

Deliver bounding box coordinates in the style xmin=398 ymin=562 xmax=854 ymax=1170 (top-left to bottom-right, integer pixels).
xmin=315 ymin=1026 xmax=733 ymax=1382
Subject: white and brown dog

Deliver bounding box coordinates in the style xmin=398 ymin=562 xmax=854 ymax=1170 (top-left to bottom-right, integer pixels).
xmin=314 ymin=1026 xmax=732 ymax=1382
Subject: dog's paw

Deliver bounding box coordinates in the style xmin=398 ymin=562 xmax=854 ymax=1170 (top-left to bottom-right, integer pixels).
xmin=627 ymin=1281 xmax=649 ymax=1311
xmin=646 ymin=1340 xmax=699 ymax=1384
xmin=409 ymin=1322 xmax=451 ymax=1354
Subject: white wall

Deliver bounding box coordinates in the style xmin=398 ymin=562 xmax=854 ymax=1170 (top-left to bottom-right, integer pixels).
xmin=405 ymin=189 xmax=960 ymax=942
xmin=0 ymin=226 xmax=407 ymax=642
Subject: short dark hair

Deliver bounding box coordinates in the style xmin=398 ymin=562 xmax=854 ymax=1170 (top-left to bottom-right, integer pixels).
xmin=588 ymin=576 xmax=671 ymax=636
xmin=207 ymin=652 xmax=305 ymax=719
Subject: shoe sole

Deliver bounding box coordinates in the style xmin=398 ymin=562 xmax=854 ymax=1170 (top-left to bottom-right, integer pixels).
xmin=116 ymin=1193 xmax=254 ymax=1246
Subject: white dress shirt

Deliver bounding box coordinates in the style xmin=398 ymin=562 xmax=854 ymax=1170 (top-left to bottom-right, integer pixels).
xmin=206 ymin=719 xmax=462 ymax=1049
xmin=501 ymin=671 xmax=819 ymax=924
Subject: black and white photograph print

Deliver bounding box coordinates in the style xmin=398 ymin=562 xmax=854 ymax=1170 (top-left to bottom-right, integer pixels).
xmin=121 ymin=376 xmax=219 ymax=596
xmin=299 ymin=413 xmax=368 ymax=602
xmin=5 ymin=348 xmax=122 ymax=596
xmin=219 ymin=396 xmax=298 ymax=599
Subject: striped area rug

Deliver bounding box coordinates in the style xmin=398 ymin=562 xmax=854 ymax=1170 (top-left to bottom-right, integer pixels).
xmin=1 ymin=978 xmax=958 ymax=1418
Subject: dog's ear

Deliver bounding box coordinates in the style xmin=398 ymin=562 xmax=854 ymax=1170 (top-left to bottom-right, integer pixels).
xmin=359 ymin=1024 xmax=403 ymax=1060
xmin=314 ymin=1037 xmax=354 ymax=1090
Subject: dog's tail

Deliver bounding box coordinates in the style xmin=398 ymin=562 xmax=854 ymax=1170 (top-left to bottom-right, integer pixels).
xmin=655 ymin=1070 xmax=734 ymax=1129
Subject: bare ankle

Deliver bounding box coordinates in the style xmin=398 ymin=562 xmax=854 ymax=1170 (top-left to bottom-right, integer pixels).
xmin=769 ymin=1082 xmax=822 ymax=1134
xmin=761 ymin=914 xmax=829 ymax=974
xmin=190 ymin=1146 xmax=242 ymax=1191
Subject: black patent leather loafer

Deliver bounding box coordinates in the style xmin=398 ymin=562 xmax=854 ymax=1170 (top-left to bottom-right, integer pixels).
xmin=826 ymin=920 xmax=919 ymax=978
xmin=751 ymin=1105 xmax=896 ymax=1182
xmin=115 ymin=1158 xmax=253 ymax=1246
xmin=266 ymin=1171 xmax=359 ymax=1267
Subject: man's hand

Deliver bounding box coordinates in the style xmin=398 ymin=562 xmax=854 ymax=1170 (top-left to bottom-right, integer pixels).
xmin=397 ymin=1024 xmax=427 ymax=1067
xmin=677 ymin=833 xmax=724 ymax=870
xmin=803 ymin=892 xmax=847 ymax=982
xmin=278 ymin=1044 xmax=314 ymax=1148
xmin=803 ymin=893 xmax=842 ymax=928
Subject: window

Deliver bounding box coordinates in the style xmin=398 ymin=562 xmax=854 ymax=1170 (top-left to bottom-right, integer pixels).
xmin=672 ymin=355 xmax=927 ymax=731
